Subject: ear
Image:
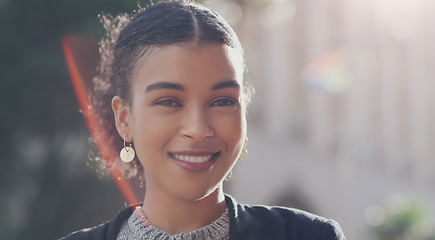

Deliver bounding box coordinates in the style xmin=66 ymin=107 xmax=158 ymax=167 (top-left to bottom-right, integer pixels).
xmin=112 ymin=96 xmax=133 ymax=142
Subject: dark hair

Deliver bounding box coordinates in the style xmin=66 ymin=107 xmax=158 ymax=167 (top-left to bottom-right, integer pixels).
xmin=91 ymin=0 xmax=253 ymax=179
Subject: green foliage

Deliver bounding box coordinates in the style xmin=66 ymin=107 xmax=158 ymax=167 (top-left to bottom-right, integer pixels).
xmin=369 ymin=195 xmax=435 ymax=240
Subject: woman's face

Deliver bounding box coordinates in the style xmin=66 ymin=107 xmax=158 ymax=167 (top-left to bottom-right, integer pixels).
xmin=117 ymin=43 xmax=247 ymax=201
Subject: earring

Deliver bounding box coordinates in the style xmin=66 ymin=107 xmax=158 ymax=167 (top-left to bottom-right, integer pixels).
xmin=239 ymin=147 xmax=248 ymax=160
xmin=239 ymin=138 xmax=248 ymax=160
xmin=120 ymin=138 xmax=135 ymax=163
xmin=225 ymin=171 xmax=233 ymax=181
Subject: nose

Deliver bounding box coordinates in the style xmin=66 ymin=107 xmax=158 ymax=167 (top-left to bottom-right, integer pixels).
xmin=180 ymin=106 xmax=214 ymax=141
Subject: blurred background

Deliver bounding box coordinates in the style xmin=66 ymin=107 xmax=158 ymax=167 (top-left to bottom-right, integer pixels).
xmin=1 ymin=0 xmax=434 ymax=239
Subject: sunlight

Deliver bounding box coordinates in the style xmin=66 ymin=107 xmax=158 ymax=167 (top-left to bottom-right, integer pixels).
xmin=371 ymin=0 xmax=425 ymax=41
xmin=61 ymin=35 xmax=138 ymax=206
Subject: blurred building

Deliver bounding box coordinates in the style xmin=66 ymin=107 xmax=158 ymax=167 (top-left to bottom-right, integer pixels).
xmin=208 ymin=0 xmax=435 ymax=239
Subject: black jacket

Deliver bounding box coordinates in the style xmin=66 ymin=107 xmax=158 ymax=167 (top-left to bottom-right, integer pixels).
xmin=60 ymin=195 xmax=346 ymax=239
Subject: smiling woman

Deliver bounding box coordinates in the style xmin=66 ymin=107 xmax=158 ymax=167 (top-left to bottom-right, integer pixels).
xmin=113 ymin=44 xmax=247 ymax=225
xmin=60 ymin=1 xmax=346 ymax=239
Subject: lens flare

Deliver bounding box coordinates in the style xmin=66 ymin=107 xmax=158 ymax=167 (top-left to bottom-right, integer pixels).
xmin=61 ymin=35 xmax=137 ymax=205
xmin=302 ymin=48 xmax=351 ymax=94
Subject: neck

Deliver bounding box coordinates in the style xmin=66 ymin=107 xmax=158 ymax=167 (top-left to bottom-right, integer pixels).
xmin=141 ymin=185 xmax=227 ymax=235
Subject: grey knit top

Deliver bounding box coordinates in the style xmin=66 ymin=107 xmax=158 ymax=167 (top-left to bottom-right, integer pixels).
xmin=117 ymin=206 xmax=230 ymax=240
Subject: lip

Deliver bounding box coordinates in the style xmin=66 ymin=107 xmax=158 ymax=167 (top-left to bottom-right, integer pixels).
xmin=169 ymin=151 xmax=220 ymax=172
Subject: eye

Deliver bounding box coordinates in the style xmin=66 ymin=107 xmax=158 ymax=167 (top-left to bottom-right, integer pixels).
xmin=211 ymin=97 xmax=237 ymax=107
xmin=154 ymin=97 xmax=182 ymax=107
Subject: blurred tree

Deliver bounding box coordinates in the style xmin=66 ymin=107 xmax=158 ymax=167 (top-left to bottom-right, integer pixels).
xmin=370 ymin=196 xmax=435 ymax=240
xmin=0 ymin=0 xmax=149 ymax=239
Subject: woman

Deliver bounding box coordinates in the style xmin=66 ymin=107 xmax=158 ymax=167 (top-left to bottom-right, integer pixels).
xmin=61 ymin=1 xmax=346 ymax=239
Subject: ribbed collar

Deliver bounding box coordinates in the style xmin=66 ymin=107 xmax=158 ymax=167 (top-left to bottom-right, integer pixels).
xmin=119 ymin=205 xmax=230 ymax=240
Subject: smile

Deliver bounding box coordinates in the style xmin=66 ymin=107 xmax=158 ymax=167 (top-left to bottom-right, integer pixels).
xmin=173 ymin=154 xmax=213 ymax=163
xmin=169 ymin=152 xmax=220 ymax=163
xmin=169 ymin=152 xmax=220 ymax=172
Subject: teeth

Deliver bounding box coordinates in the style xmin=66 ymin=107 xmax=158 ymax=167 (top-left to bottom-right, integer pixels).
xmin=174 ymin=154 xmax=213 ymax=163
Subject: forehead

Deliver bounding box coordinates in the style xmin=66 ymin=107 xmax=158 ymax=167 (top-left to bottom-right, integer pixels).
xmin=131 ymin=43 xmax=244 ymax=85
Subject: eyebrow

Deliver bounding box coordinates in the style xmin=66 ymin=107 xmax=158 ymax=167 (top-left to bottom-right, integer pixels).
xmin=211 ymin=80 xmax=240 ymax=91
xmin=145 ymin=80 xmax=240 ymax=93
xmin=145 ymin=81 xmax=184 ymax=92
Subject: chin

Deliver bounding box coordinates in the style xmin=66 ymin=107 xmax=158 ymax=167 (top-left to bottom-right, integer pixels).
xmin=173 ymin=184 xmax=223 ymax=203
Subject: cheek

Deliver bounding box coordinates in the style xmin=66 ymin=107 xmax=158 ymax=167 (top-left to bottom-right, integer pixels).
xmin=130 ymin=110 xmax=179 ymax=156
xmin=212 ymin=109 xmax=247 ymax=149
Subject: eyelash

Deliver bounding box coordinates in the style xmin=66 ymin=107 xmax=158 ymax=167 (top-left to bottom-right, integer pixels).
xmin=153 ymin=97 xmax=237 ymax=107
xmin=154 ymin=98 xmax=181 ymax=107
xmin=210 ymin=98 xmax=237 ymax=107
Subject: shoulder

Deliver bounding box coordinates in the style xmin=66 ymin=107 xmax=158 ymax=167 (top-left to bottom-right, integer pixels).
xmin=59 ymin=205 xmax=136 ymax=240
xmin=225 ymin=195 xmax=345 ymax=240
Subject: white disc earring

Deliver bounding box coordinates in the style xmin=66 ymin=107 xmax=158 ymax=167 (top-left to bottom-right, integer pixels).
xmin=120 ymin=138 xmax=135 ymax=163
